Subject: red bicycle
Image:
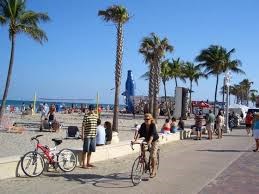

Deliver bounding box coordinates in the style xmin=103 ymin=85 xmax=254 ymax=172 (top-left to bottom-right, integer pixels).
xmin=21 ymin=135 xmax=77 ymax=177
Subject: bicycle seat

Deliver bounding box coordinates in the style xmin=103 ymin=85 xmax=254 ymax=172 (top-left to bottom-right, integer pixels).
xmin=52 ymin=138 xmax=62 ymax=146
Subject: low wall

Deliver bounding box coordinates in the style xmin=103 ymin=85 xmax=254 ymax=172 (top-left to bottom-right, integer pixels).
xmin=0 ymin=132 xmax=180 ymax=180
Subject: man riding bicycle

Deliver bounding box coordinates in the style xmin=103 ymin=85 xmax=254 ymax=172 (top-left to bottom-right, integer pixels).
xmin=132 ymin=113 xmax=159 ymax=178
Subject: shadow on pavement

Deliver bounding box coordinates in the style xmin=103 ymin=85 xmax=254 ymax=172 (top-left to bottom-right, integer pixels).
xmin=225 ymin=134 xmax=251 ymax=137
xmin=45 ymin=172 xmax=134 ymax=188
xmin=92 ymin=172 xmax=135 ymax=188
xmin=197 ymin=149 xmax=251 ymax=153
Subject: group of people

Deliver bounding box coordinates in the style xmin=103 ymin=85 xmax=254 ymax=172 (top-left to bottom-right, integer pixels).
xmin=161 ymin=117 xmax=185 ymax=134
xmin=193 ymin=110 xmax=225 ymax=140
xmin=81 ymin=105 xmax=113 ymax=169
xmin=81 ymin=106 xmax=159 ymax=178
xmin=40 ymin=103 xmax=60 ymax=131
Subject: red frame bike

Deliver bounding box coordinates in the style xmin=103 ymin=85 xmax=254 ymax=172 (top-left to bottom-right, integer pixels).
xmin=21 ymin=135 xmax=77 ymax=177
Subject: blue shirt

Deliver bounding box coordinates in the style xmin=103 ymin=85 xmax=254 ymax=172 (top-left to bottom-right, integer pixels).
xmin=254 ymin=121 xmax=259 ymax=130
xmin=96 ymin=125 xmax=106 ymax=145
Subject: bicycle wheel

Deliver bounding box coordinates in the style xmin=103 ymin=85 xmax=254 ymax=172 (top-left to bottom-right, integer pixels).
xmin=131 ymin=156 xmax=145 ymax=186
xmin=21 ymin=151 xmax=45 ymax=177
xmin=57 ymin=149 xmax=77 ymax=172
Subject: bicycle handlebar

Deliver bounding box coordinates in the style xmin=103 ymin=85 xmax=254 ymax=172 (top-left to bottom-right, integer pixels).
xmin=30 ymin=135 xmax=43 ymax=144
xmin=130 ymin=141 xmax=148 ymax=151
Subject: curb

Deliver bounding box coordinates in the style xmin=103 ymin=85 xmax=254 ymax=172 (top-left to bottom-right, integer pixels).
xmin=0 ymin=132 xmax=180 ymax=180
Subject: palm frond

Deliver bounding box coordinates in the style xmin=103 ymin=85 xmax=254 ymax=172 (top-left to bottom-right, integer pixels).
xmin=18 ymin=24 xmax=48 ymax=44
xmin=98 ymin=5 xmax=129 ymax=24
xmin=140 ymin=71 xmax=149 ymax=80
xmin=19 ymin=11 xmax=50 ymax=25
xmin=0 ymin=15 xmax=6 ymax=24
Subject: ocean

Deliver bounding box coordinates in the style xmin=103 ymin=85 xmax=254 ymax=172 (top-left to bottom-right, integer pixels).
xmin=1 ymin=100 xmax=122 ymax=110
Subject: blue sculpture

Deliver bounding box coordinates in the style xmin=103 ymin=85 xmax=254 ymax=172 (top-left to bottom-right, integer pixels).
xmin=124 ymin=70 xmax=135 ymax=113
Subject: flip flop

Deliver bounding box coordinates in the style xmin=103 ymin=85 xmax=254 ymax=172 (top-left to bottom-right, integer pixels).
xmin=87 ymin=164 xmax=96 ymax=168
xmin=81 ymin=166 xmax=89 ymax=169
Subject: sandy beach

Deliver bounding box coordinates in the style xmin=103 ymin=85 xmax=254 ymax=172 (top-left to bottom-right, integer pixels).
xmin=0 ymin=112 xmax=193 ymax=158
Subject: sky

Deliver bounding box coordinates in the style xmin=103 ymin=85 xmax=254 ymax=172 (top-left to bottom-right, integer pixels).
xmin=0 ymin=0 xmax=258 ymax=104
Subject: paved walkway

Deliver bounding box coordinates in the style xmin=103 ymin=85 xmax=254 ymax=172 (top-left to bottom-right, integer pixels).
xmin=0 ymin=129 xmax=256 ymax=194
xmin=199 ymin=150 xmax=259 ymax=194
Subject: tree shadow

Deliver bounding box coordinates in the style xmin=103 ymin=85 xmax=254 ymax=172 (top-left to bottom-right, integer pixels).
xmin=44 ymin=171 xmax=135 ymax=188
xmin=225 ymin=134 xmax=251 ymax=137
xmin=197 ymin=149 xmax=251 ymax=153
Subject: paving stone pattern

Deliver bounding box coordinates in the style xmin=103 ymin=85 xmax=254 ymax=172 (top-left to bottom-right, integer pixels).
xmin=199 ymin=152 xmax=259 ymax=194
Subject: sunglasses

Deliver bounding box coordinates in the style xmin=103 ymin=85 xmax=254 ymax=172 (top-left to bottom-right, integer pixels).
xmin=144 ymin=118 xmax=150 ymax=121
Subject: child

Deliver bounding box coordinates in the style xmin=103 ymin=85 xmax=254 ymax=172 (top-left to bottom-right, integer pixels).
xmin=161 ymin=118 xmax=171 ymax=134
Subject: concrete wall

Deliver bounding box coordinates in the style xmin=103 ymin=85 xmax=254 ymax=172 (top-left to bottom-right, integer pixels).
xmin=0 ymin=132 xmax=180 ymax=180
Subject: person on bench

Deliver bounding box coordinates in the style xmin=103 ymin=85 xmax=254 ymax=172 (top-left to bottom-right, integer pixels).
xmin=96 ymin=118 xmax=105 ymax=146
xmin=178 ymin=117 xmax=185 ymax=130
xmin=161 ymin=118 xmax=171 ymax=134
xmin=104 ymin=121 xmax=112 ymax=145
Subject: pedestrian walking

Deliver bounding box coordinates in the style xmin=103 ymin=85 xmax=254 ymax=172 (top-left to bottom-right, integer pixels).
xmin=195 ymin=111 xmax=204 ymax=140
xmin=216 ymin=111 xmax=224 ymax=139
xmin=206 ymin=110 xmax=215 ymax=140
xmin=253 ymin=113 xmax=259 ymax=152
xmin=245 ymin=112 xmax=253 ymax=136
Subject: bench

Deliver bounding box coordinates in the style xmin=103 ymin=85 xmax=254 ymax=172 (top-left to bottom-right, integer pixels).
xmin=179 ymin=129 xmax=192 ymax=139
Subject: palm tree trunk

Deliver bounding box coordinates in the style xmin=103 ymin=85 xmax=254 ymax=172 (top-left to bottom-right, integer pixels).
xmin=148 ymin=63 xmax=154 ymax=115
xmin=0 ymin=34 xmax=15 ymax=124
xmin=189 ymin=80 xmax=193 ymax=114
xmin=153 ymin=59 xmax=160 ymax=121
xmin=213 ymin=74 xmax=219 ymax=114
xmin=112 ymin=23 xmax=123 ymax=132
xmin=163 ymin=80 xmax=170 ymax=118
xmin=174 ymin=77 xmax=178 ymax=87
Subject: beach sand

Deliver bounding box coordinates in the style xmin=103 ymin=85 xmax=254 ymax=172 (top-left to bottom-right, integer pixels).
xmin=0 ymin=112 xmax=194 ymax=158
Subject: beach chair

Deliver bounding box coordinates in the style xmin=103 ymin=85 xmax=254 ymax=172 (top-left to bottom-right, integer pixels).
xmin=66 ymin=126 xmax=80 ymax=139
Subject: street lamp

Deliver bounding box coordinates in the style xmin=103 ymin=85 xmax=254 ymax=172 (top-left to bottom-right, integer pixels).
xmin=225 ymin=71 xmax=231 ymax=133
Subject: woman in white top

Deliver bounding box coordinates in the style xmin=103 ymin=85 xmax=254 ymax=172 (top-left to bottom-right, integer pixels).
xmin=216 ymin=111 xmax=224 ymax=139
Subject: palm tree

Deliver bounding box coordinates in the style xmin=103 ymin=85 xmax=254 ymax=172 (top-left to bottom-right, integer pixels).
xmin=196 ymin=45 xmax=243 ymax=113
xmin=139 ymin=39 xmax=155 ymax=116
xmin=239 ymin=79 xmax=254 ymax=106
xmin=182 ymin=62 xmax=205 ymax=113
xmin=250 ymin=92 xmax=258 ymax=107
xmin=169 ymin=57 xmax=185 ymax=87
xmin=0 ymin=0 xmax=50 ymax=122
xmin=229 ymin=84 xmax=241 ymax=104
xmin=220 ymin=48 xmax=244 ymax=104
xmin=160 ymin=59 xmax=171 ymax=117
xmin=139 ymin=33 xmax=173 ymax=120
xmin=98 ymin=5 xmax=129 ymax=132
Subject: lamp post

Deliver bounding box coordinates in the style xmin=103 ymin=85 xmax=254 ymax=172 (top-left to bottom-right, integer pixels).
xmin=225 ymin=71 xmax=231 ymax=133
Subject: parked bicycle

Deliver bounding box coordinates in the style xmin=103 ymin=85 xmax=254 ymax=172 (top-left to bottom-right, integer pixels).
xmin=21 ymin=135 xmax=77 ymax=177
xmin=130 ymin=141 xmax=160 ymax=186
